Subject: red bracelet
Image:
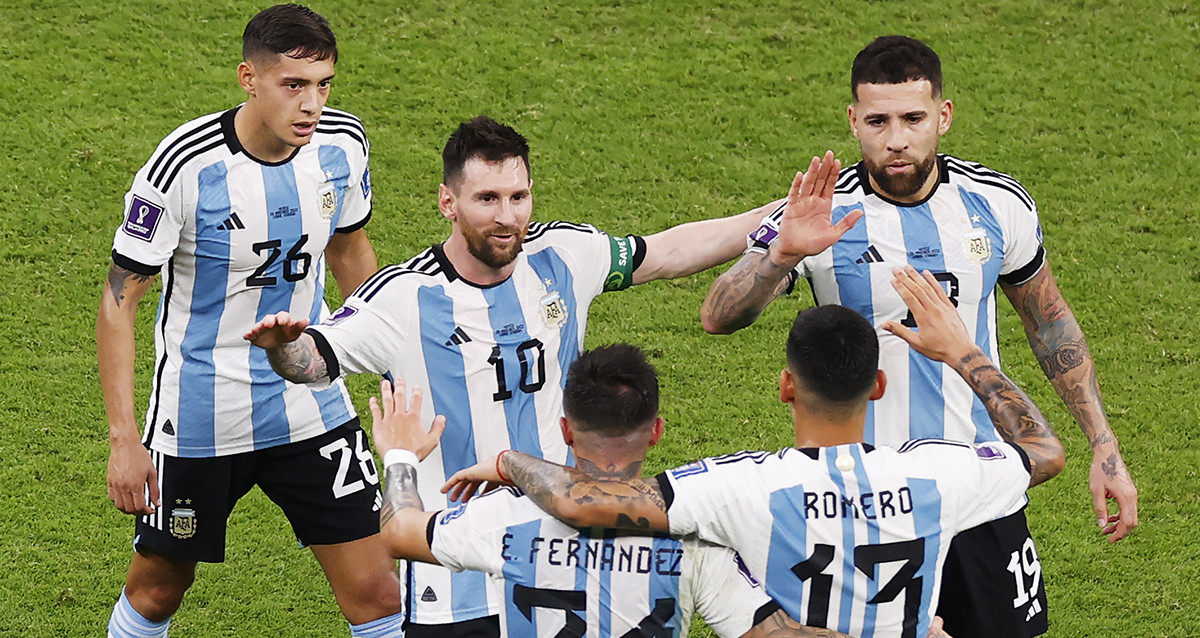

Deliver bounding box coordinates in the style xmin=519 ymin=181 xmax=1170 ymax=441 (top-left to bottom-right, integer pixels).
xmin=496 ymin=450 xmax=511 ymax=483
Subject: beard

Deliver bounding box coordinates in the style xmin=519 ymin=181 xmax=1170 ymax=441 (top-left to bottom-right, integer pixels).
xmin=462 ymin=221 xmax=528 ymax=269
xmin=865 ymin=147 xmax=938 ymax=200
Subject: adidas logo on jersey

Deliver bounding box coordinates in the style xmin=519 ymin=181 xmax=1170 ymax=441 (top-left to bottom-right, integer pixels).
xmin=217 ymin=212 xmax=245 ymax=231
xmin=855 ymin=245 xmax=884 ymax=264
xmin=445 ymin=327 xmax=471 ymax=347
xmin=420 ymin=586 xmax=438 ymax=602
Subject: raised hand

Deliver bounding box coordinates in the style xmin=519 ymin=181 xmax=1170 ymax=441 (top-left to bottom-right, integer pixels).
xmin=882 ymin=266 xmax=975 ymax=365
xmin=772 ymin=151 xmax=861 ymax=267
xmin=369 ymin=378 xmax=446 ymax=462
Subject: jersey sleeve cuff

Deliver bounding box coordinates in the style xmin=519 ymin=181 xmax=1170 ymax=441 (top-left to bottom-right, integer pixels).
xmin=335 ymin=208 xmax=372 ymax=234
xmin=425 ymin=511 xmax=440 ymax=548
xmin=654 ymin=472 xmax=675 ymax=509
xmin=303 ymin=327 xmax=342 ymax=381
xmin=1007 ymin=442 xmax=1033 ymax=475
xmin=630 ymin=235 xmax=647 ymax=272
xmin=998 ymin=245 xmax=1046 ymax=286
xmin=752 ymin=600 xmax=782 ymax=627
xmin=111 ymin=250 xmax=161 ymax=276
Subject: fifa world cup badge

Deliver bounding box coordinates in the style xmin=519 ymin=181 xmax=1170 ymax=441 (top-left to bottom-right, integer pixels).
xmin=962 ymin=229 xmax=991 ymax=265
xmin=170 ymin=508 xmax=197 ymax=539
xmin=540 ymin=290 xmax=568 ymax=329
xmin=318 ymin=182 xmax=337 ymax=220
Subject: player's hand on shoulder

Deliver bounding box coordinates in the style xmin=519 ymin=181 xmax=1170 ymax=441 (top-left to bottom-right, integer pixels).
xmin=773 ymin=151 xmax=860 ymax=267
xmin=882 ymin=266 xmax=976 ymax=365
xmin=369 ymin=378 xmax=446 ymax=463
xmin=243 ymin=311 xmax=309 ymax=348
xmin=106 ymin=438 xmax=159 ymax=515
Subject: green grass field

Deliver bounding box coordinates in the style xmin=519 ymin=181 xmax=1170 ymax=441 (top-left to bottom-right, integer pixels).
xmin=3 ymin=0 xmax=1198 ymax=634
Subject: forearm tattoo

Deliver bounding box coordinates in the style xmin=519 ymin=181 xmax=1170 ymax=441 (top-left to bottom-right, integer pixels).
xmin=380 ymin=462 xmax=422 ymax=528
xmin=106 ymin=263 xmax=153 ymax=308
xmin=1012 ymin=275 xmax=1113 ymax=451
xmin=266 ymin=336 xmax=328 ymax=383
xmin=503 ymin=452 xmax=667 ymax=530
xmin=958 ymin=350 xmax=1062 ymax=486
xmin=702 ymin=251 xmax=792 ymax=332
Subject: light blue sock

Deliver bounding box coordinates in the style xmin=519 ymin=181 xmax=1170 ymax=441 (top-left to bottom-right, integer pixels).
xmin=107 ymin=588 xmax=170 ymax=638
xmin=349 ymin=610 xmax=405 ymax=637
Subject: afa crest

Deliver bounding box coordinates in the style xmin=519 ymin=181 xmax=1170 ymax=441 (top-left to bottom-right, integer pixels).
xmin=962 ymin=229 xmax=991 ymax=265
xmin=318 ymin=182 xmax=337 ymax=220
xmin=540 ymin=290 xmax=568 ymax=328
xmin=170 ymin=508 xmax=197 ymax=539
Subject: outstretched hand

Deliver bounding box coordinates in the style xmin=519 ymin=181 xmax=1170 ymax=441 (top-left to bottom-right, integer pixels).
xmin=882 ymin=266 xmax=976 ymax=365
xmin=442 ymin=454 xmax=508 ymax=503
xmin=369 ymin=378 xmax=446 ymax=462
xmin=243 ymin=311 xmax=309 ymax=349
xmin=772 ymin=151 xmax=862 ymax=267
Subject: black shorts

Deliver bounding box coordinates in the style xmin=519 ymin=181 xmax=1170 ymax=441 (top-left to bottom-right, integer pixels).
xmin=936 ymin=507 xmax=1048 ymax=637
xmin=134 ymin=420 xmax=382 ymax=563
xmin=405 ymin=616 xmax=500 ymax=638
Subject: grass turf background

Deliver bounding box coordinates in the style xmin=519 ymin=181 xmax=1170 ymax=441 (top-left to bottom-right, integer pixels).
xmin=2 ymin=0 xmax=1197 ymax=634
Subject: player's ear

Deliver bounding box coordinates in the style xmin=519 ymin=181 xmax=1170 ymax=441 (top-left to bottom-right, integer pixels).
xmin=438 ymin=184 xmax=457 ymax=221
xmin=937 ymin=100 xmax=953 ymax=136
xmin=869 ymin=370 xmax=887 ymax=401
xmin=237 ymin=61 xmax=256 ymax=97
xmin=647 ymin=417 xmax=665 ymax=448
xmin=847 ymin=104 xmax=860 ymax=139
xmin=779 ymin=369 xmax=795 ymax=403
xmin=559 ymin=416 xmax=574 ymax=446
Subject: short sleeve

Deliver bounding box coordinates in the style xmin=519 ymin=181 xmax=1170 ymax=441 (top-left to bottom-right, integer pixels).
xmin=111 ymin=167 xmax=186 ymax=274
xmin=682 ymin=543 xmax=777 ymax=638
xmin=305 ymin=297 xmax=401 ymax=380
xmin=947 ymin=441 xmax=1033 ymax=530
xmin=657 ymin=452 xmax=773 ymax=547
xmin=428 ymin=492 xmax=511 ymax=574
xmin=335 ymin=151 xmax=372 ymax=234
xmin=997 ymin=194 xmax=1045 ymax=286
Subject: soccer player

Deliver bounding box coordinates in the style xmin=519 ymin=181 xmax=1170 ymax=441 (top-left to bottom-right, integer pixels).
xmin=98 ymin=5 xmax=402 ymax=637
xmin=698 ymin=35 xmax=1138 ymax=635
xmin=366 ymin=344 xmax=810 ymax=638
xmin=245 ymin=115 xmax=777 ymax=637
xmin=442 ymin=264 xmax=1066 ymax=638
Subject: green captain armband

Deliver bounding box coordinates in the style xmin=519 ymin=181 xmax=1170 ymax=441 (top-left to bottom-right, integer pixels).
xmin=604 ymin=235 xmax=638 ymax=291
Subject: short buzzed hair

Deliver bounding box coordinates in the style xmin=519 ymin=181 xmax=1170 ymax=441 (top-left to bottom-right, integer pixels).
xmin=851 ymin=35 xmax=942 ymax=102
xmin=786 ymin=305 xmax=879 ymax=403
xmin=563 ymin=344 xmax=659 ymax=437
xmin=243 ymin=4 xmax=338 ymax=63
xmin=442 ymin=116 xmax=532 ymax=188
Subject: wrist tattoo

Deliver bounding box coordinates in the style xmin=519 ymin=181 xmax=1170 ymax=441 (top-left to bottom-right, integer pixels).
xmin=380 ymin=462 xmax=422 ymax=528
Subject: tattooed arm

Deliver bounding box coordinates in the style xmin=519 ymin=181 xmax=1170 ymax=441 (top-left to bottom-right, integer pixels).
xmin=1002 ymin=263 xmax=1138 ymax=540
xmin=372 ymin=378 xmax=446 ymax=563
xmin=444 ymin=451 xmax=670 ymax=532
xmin=97 ymin=262 xmax=160 ymax=515
xmin=243 ymin=311 xmax=329 ymax=383
xmin=701 ymin=152 xmax=861 ymax=334
xmin=884 ymin=267 xmax=1065 ymax=487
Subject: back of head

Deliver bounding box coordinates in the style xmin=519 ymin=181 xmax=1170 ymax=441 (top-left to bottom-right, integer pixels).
xmin=243 ymin=4 xmax=337 ymax=63
xmin=563 ymin=344 xmax=659 ymax=438
xmin=442 ymin=116 xmax=531 ymax=189
xmin=851 ymin=35 xmax=942 ymax=101
xmin=787 ymin=305 xmax=879 ymax=404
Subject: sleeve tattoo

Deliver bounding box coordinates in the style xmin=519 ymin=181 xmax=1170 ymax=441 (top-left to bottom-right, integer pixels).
xmin=265 ymin=336 xmax=329 ymax=383
xmin=380 ymin=462 xmax=423 ymax=528
xmin=957 ymin=350 xmax=1064 ymax=486
xmin=502 ymin=451 xmax=668 ymax=530
xmin=106 ymin=263 xmax=153 ymax=308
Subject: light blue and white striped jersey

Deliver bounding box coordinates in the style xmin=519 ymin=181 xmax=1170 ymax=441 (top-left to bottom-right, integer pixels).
xmin=308 ymin=223 xmax=644 ymax=625
xmin=430 ymin=485 xmax=775 ymax=638
xmin=111 ymin=106 xmax=370 ymax=457
xmin=659 ymin=441 xmax=1031 ymax=638
xmin=748 ymin=156 xmax=1045 ymax=446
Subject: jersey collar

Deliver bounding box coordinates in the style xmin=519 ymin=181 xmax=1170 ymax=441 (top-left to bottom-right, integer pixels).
xmin=221 ymin=105 xmax=302 ymax=167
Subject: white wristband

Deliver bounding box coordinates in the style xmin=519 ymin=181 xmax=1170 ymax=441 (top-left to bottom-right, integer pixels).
xmin=383 ymin=448 xmax=419 ymax=469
